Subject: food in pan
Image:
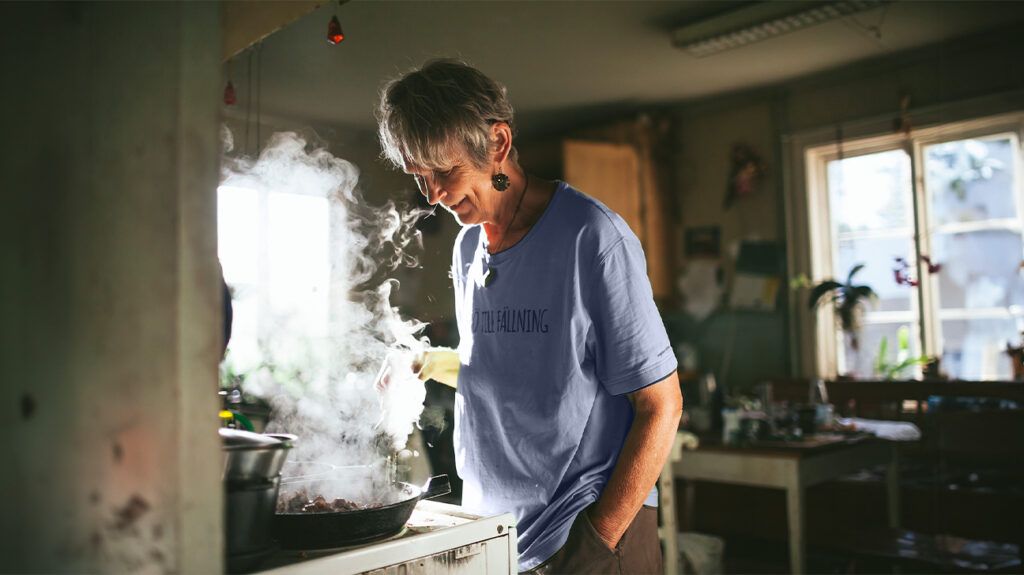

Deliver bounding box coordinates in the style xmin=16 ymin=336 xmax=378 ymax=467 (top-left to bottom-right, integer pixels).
xmin=277 ymin=490 xmax=364 ymax=514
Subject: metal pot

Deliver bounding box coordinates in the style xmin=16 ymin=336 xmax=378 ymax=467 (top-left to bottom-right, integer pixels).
xmin=226 ymin=476 xmax=280 ymax=572
xmin=220 ymin=428 xmax=296 ymax=482
xmin=220 ymin=429 xmax=297 ymax=572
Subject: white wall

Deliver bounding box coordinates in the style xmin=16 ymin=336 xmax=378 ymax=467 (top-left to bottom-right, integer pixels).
xmin=0 ymin=3 xmax=223 ymax=572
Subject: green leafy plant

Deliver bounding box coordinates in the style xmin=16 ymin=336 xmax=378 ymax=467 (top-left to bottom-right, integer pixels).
xmin=874 ymin=325 xmax=929 ymax=380
xmin=807 ymin=263 xmax=877 ymax=351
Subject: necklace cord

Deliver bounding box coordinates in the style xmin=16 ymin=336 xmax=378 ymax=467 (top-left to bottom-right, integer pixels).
xmin=491 ymin=174 xmax=530 ymax=255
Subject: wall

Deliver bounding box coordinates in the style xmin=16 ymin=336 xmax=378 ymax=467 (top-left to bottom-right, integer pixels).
xmin=0 ymin=3 xmax=222 ymax=572
xmin=671 ymin=24 xmax=1024 ymax=391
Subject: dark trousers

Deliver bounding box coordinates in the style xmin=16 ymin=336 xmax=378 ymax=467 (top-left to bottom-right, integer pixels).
xmin=524 ymin=505 xmax=662 ymax=575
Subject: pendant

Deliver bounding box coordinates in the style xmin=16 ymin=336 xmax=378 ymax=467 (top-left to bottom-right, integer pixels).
xmin=483 ymin=266 xmax=496 ymax=287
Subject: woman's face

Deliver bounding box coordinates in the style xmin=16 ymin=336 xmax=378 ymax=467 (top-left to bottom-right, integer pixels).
xmin=405 ymin=160 xmax=497 ymax=226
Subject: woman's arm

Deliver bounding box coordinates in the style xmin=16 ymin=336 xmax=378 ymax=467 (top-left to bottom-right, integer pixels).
xmin=588 ymin=370 xmax=682 ymax=549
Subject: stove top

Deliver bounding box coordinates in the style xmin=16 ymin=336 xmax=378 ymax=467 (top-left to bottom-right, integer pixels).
xmin=256 ymin=501 xmax=517 ymax=575
xmin=268 ymin=526 xmax=410 ymax=561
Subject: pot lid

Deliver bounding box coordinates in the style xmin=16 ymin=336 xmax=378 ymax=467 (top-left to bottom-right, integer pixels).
xmin=219 ymin=428 xmax=292 ymax=451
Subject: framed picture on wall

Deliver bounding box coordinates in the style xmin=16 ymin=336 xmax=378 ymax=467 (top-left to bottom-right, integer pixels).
xmin=685 ymin=226 xmax=721 ymax=258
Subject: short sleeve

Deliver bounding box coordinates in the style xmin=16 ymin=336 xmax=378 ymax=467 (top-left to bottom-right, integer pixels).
xmin=586 ymin=236 xmax=677 ymax=396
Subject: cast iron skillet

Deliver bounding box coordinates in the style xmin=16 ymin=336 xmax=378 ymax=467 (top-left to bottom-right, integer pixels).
xmin=273 ymin=474 xmax=451 ymax=549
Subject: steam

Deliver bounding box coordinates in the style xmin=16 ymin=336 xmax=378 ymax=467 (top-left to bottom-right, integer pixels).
xmin=220 ymin=131 xmax=433 ymax=500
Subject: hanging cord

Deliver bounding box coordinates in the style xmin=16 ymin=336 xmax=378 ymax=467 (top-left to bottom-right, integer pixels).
xmin=843 ymin=3 xmax=890 ymax=43
xmin=245 ymin=49 xmax=253 ymax=157
xmin=256 ymin=42 xmax=262 ymax=158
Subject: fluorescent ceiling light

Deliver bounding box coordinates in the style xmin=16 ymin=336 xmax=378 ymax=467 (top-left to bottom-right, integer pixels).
xmin=673 ymin=0 xmax=891 ymax=57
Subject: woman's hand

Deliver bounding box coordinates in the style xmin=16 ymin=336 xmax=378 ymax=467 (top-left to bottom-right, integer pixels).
xmin=414 ymin=347 xmax=460 ymax=389
xmin=376 ymin=347 xmax=460 ymax=391
xmin=587 ymin=507 xmax=623 ymax=551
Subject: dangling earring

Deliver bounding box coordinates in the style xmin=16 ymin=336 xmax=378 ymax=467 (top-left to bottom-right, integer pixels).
xmin=492 ymin=171 xmax=510 ymax=192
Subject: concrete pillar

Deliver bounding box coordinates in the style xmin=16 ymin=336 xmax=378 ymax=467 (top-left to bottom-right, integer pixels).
xmin=0 ymin=3 xmax=223 ymax=572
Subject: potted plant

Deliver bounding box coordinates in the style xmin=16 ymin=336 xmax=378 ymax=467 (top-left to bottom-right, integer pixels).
xmin=806 ymin=263 xmax=877 ymax=352
xmin=874 ymin=325 xmax=930 ymax=380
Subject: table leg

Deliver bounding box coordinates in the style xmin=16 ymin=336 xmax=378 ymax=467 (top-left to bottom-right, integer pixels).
xmin=887 ymin=443 xmax=901 ymax=529
xmin=786 ymin=484 xmax=806 ymax=575
xmin=683 ymin=480 xmax=696 ymax=532
xmin=659 ymin=462 xmax=679 ymax=575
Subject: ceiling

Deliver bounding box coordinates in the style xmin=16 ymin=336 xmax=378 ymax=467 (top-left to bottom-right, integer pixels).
xmin=235 ymin=0 xmax=1024 ymax=137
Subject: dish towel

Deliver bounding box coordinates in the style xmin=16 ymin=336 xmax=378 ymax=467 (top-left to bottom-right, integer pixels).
xmin=838 ymin=417 xmax=921 ymax=441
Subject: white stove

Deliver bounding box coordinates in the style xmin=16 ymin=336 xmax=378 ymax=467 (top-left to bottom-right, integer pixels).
xmin=257 ymin=501 xmax=518 ymax=575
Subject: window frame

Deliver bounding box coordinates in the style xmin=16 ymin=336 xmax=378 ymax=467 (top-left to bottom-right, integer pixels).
xmin=786 ymin=109 xmax=1024 ymax=379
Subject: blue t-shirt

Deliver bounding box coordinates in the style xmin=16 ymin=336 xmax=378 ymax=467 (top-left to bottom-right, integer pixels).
xmin=450 ymin=182 xmax=678 ymax=571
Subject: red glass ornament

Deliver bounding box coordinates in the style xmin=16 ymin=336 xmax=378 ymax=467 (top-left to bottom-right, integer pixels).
xmin=327 ymin=15 xmax=345 ymax=45
xmin=223 ymin=80 xmax=236 ymax=106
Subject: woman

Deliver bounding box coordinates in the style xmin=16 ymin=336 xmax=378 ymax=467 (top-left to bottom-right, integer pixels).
xmin=378 ymin=59 xmax=681 ymax=574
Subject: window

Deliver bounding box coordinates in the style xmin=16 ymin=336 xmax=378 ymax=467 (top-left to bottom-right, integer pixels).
xmin=803 ymin=113 xmax=1024 ymax=380
xmin=218 ymin=185 xmax=331 ymax=377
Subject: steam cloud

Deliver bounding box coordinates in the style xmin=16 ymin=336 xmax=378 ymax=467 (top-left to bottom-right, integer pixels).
xmin=220 ymin=131 xmax=433 ymax=501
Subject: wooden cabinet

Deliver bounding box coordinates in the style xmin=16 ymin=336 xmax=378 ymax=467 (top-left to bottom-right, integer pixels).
xmin=563 ymin=138 xmax=673 ymax=301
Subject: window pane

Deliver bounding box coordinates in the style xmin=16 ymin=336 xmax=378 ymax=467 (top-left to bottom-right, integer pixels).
xmin=227 ymin=294 xmax=261 ymax=374
xmin=925 ymin=137 xmax=1017 ymax=227
xmin=218 ymin=186 xmax=260 ymax=285
xmin=827 ymin=149 xmax=917 ymax=375
xmin=218 ymin=186 xmax=331 ymax=376
xmin=925 ymin=134 xmax=1023 ymax=380
xmin=835 ymin=235 xmax=915 ymax=313
xmin=939 ymin=317 xmax=1019 ymax=380
xmin=931 ymin=230 xmax=1024 ymax=309
xmin=828 ymin=149 xmax=914 ymax=233
xmin=267 ymin=192 xmax=330 ymax=339
xmin=841 ymin=321 xmax=922 ymax=378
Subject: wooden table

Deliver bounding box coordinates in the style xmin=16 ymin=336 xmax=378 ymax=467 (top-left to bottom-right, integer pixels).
xmin=670 ymin=433 xmax=900 ymax=575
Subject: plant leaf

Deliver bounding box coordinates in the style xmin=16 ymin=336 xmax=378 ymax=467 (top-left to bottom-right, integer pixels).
xmin=846 ymin=263 xmax=866 ymax=284
xmin=885 ymin=355 xmax=931 ymax=380
xmin=837 ymin=300 xmax=857 ymax=333
xmin=852 ymin=285 xmax=877 ymax=305
xmin=875 ymin=336 xmax=889 ymax=375
xmin=897 ymin=325 xmax=910 ymax=352
xmin=808 ymin=281 xmax=843 ymax=309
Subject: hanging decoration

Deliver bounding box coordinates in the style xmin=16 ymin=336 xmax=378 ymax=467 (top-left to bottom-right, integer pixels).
xmin=327 ymin=15 xmax=345 ymax=45
xmin=723 ymin=143 xmax=767 ymax=209
xmin=223 ymin=80 xmax=237 ymax=106
xmin=920 ymin=254 xmax=942 ymax=274
xmin=327 ymin=2 xmax=348 ymax=45
xmin=893 ymin=257 xmax=918 ymax=287
xmin=894 ymin=254 xmax=942 ymax=287
xmin=893 ymin=94 xmax=912 ymax=137
xmin=224 ymin=58 xmax=236 ymax=106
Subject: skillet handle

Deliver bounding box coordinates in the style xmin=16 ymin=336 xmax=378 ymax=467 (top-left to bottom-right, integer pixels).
xmin=421 ymin=474 xmax=452 ymax=500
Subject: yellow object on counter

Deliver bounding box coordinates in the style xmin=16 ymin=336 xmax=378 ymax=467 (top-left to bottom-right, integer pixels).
xmin=416 ymin=347 xmax=460 ymax=388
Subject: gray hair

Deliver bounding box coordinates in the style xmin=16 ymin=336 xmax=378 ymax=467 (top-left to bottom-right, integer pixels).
xmin=377 ymin=59 xmax=516 ymax=171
